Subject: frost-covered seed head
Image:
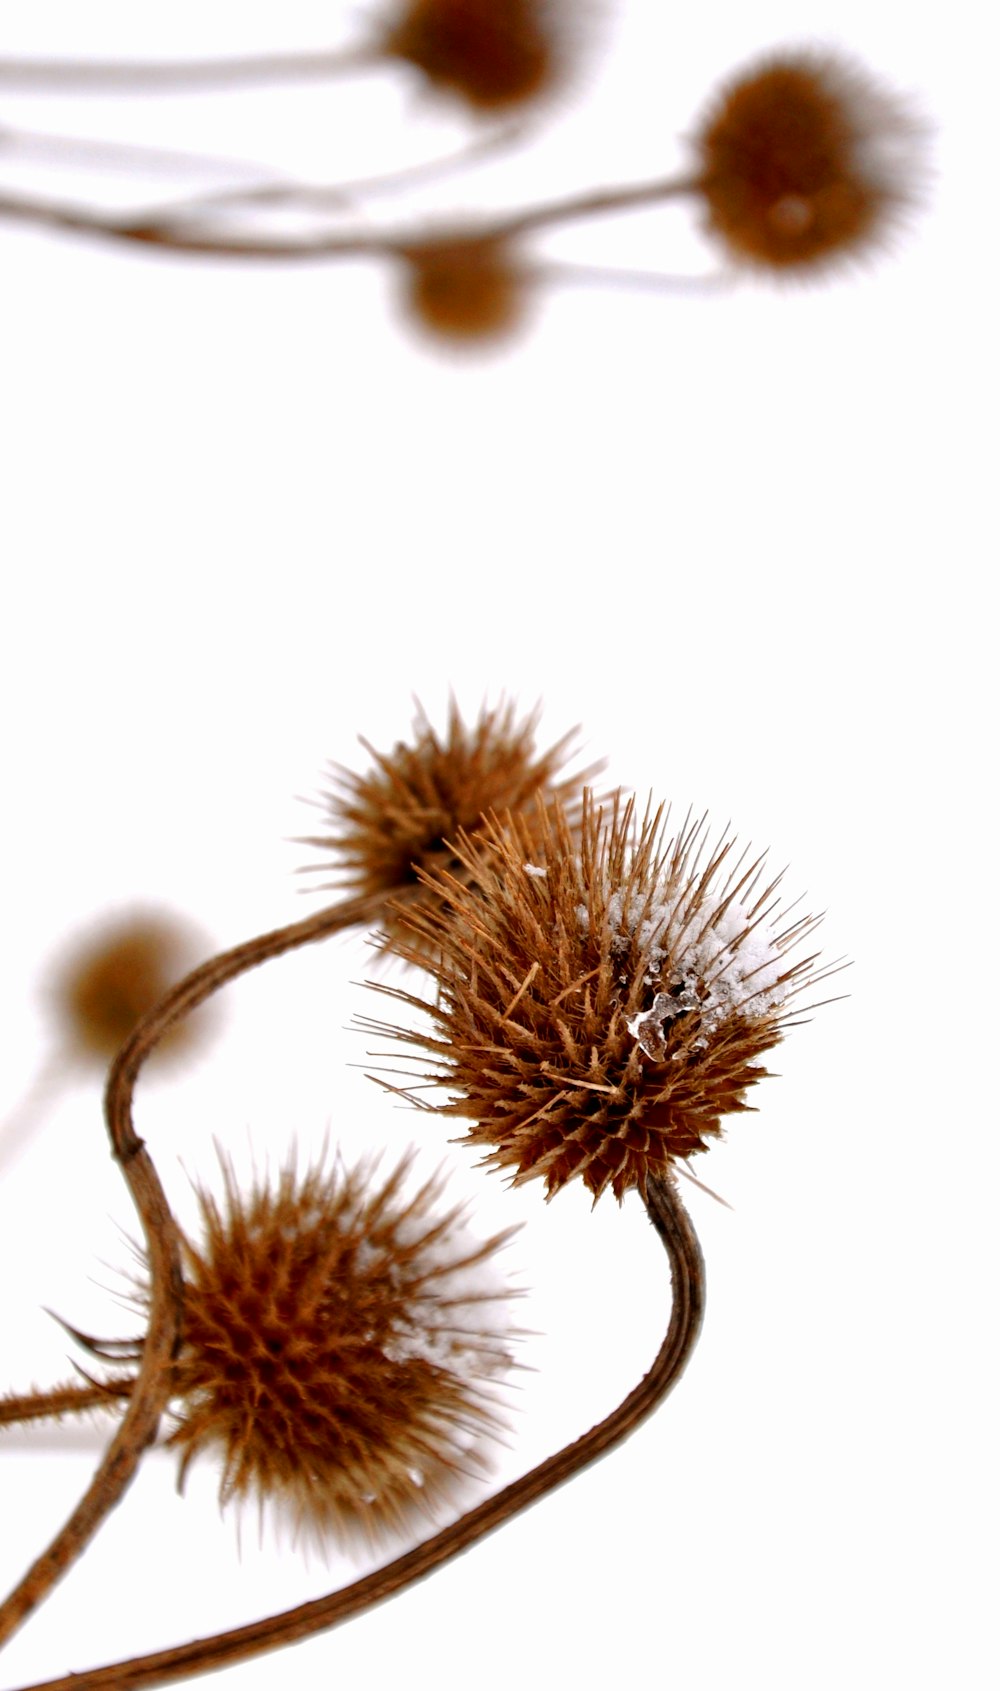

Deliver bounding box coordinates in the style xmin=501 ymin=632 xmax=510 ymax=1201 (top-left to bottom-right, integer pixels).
xmin=364 ymin=793 xmax=828 ymax=1201
xmin=146 ymin=1152 xmax=519 ymax=1546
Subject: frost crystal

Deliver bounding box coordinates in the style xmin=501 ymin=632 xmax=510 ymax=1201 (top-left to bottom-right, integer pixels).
xmin=616 ymin=884 xmax=791 ymax=1055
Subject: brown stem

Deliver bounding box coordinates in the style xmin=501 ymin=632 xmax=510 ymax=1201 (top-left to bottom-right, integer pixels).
xmin=0 ymin=1381 xmax=132 ymax=1430
xmin=0 ymin=45 xmax=378 ymax=93
xmin=11 ymin=1175 xmax=704 ymax=1691
xmin=0 ymin=893 xmax=384 ymax=1653
xmin=0 ymin=172 xmax=700 ymax=263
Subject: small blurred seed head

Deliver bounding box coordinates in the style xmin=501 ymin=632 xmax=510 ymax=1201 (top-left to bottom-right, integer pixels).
xmin=365 ymin=793 xmax=828 ymax=1202
xmin=382 ymin=0 xmax=559 ymax=110
xmin=302 ymin=698 xmax=598 ymax=959
xmin=401 ymin=239 xmax=529 ymax=346
xmin=50 ymin=910 xmax=209 ymax=1065
xmin=151 ymin=1151 xmax=519 ymax=1546
xmin=693 ymin=49 xmax=925 ymax=273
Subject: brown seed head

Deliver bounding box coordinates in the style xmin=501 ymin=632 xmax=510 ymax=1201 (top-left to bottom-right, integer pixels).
xmin=401 ymin=238 xmax=528 ymax=346
xmin=693 ymin=50 xmax=924 ymax=272
xmin=302 ymin=698 xmax=598 ymax=958
xmin=51 ymin=910 xmax=208 ymax=1064
xmin=382 ymin=0 xmax=558 ymax=110
xmin=365 ymin=793 xmax=828 ymax=1202
xmin=152 ymin=1152 xmax=518 ymax=1546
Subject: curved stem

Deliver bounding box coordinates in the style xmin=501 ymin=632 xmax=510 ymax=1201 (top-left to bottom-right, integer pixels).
xmin=0 ymin=45 xmax=378 ymax=94
xmin=11 ymin=1175 xmax=704 ymax=1691
xmin=0 ymin=893 xmax=383 ymax=1653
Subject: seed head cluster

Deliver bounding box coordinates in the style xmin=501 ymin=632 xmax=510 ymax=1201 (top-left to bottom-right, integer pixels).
xmin=148 ymin=1153 xmax=518 ymax=1545
xmin=694 ymin=49 xmax=923 ymax=271
xmin=366 ymin=794 xmax=825 ymax=1201
xmin=303 ymin=698 xmax=595 ymax=956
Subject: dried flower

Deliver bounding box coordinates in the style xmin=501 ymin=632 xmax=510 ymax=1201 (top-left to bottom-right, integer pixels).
xmin=141 ymin=1152 xmax=519 ymax=1545
xmin=51 ymin=910 xmax=208 ymax=1064
xmin=382 ymin=0 xmax=558 ymax=110
xmin=693 ymin=49 xmax=924 ymax=271
xmin=365 ymin=794 xmax=827 ymax=1201
xmin=401 ymin=238 xmax=528 ymax=344
xmin=302 ymin=698 xmax=596 ymax=957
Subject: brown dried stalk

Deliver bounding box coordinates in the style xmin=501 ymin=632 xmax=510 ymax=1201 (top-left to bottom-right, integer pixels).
xmin=10 ymin=1174 xmax=703 ymax=1691
xmin=0 ymin=171 xmax=698 ymax=263
xmin=0 ymin=893 xmax=382 ymax=1653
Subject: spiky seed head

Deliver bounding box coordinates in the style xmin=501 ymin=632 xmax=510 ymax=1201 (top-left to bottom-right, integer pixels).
xmin=364 ymin=793 xmax=829 ymax=1202
xmin=51 ymin=910 xmax=208 ymax=1064
xmin=382 ymin=0 xmax=558 ymax=110
xmin=401 ymin=239 xmax=528 ymax=345
xmin=302 ymin=698 xmax=597 ymax=958
xmin=149 ymin=1152 xmax=518 ymax=1546
xmin=693 ymin=49 xmax=925 ymax=272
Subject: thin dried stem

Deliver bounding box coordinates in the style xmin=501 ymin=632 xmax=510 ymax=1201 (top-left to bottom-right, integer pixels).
xmin=0 ymin=172 xmax=700 ymax=262
xmin=10 ymin=1176 xmax=704 ymax=1691
xmin=0 ymin=45 xmax=378 ymax=93
xmin=0 ymin=893 xmax=384 ymax=1653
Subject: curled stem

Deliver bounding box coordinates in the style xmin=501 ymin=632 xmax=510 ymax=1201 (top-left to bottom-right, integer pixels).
xmin=11 ymin=1175 xmax=704 ymax=1691
xmin=0 ymin=893 xmax=383 ymax=1653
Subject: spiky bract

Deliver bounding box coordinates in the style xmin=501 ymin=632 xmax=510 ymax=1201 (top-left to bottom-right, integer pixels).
xmin=303 ymin=699 xmax=595 ymax=958
xmin=155 ymin=1153 xmax=518 ymax=1545
xmin=366 ymin=794 xmax=824 ymax=1201
xmin=694 ymin=50 xmax=923 ymax=272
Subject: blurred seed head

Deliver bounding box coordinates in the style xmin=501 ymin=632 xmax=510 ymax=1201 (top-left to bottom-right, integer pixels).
xmin=147 ymin=1151 xmax=519 ymax=1546
xmin=50 ymin=910 xmax=210 ymax=1066
xmin=302 ymin=698 xmax=599 ymax=959
xmin=693 ymin=49 xmax=926 ymax=272
xmin=382 ymin=0 xmax=560 ymax=110
xmin=401 ymin=238 xmax=529 ymax=345
xmin=364 ymin=793 xmax=829 ymax=1202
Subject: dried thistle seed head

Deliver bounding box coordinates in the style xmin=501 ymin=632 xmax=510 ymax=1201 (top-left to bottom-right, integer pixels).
xmin=302 ymin=698 xmax=597 ymax=958
xmin=365 ymin=794 xmax=830 ymax=1202
xmin=693 ymin=49 xmax=925 ymax=272
xmin=50 ymin=910 xmax=208 ymax=1064
xmin=401 ymin=238 xmax=528 ymax=345
xmin=382 ymin=0 xmax=559 ymax=110
xmin=148 ymin=1152 xmax=518 ymax=1546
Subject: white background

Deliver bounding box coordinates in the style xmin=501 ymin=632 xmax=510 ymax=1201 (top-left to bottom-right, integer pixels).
xmin=0 ymin=4 xmax=994 ymax=1689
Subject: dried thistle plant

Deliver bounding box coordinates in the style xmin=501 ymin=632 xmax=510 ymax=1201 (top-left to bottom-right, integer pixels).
xmin=365 ymin=793 xmax=834 ymax=1200
xmin=302 ymin=698 xmax=598 ymax=956
xmin=0 ymin=28 xmax=926 ymax=336
xmin=0 ymin=702 xmax=840 ymax=1687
